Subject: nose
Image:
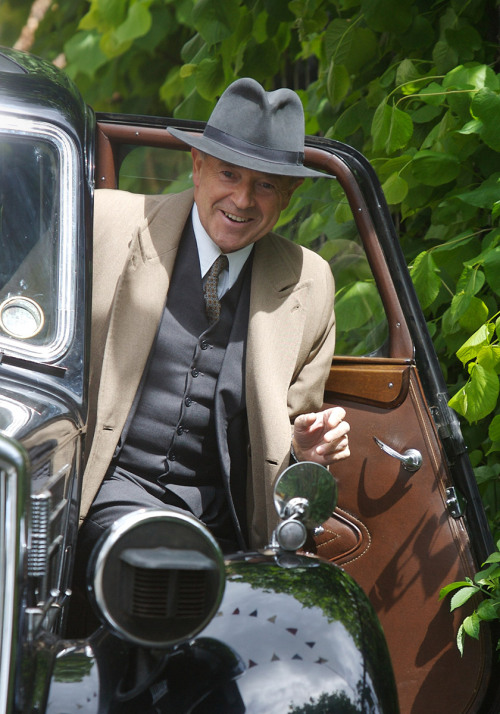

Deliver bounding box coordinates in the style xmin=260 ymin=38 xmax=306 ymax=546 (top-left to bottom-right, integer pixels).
xmin=232 ymin=179 xmax=255 ymax=209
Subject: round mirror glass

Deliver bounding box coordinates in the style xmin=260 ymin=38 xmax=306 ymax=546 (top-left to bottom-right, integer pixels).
xmin=274 ymin=462 xmax=338 ymax=529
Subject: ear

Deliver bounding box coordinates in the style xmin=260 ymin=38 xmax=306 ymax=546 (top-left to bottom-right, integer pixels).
xmin=282 ymin=178 xmax=304 ymax=209
xmin=191 ymin=148 xmax=204 ymax=187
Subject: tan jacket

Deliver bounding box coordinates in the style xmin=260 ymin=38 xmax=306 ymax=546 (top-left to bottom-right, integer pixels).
xmin=80 ymin=188 xmax=336 ymax=548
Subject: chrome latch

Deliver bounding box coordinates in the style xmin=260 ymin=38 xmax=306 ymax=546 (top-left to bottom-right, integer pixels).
xmin=445 ymin=486 xmax=464 ymax=518
xmin=373 ymin=437 xmax=423 ymax=472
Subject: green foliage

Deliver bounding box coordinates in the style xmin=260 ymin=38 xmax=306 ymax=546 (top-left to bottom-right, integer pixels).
xmin=5 ymin=0 xmax=500 ymax=533
xmin=0 ymin=0 xmax=33 ymax=48
xmin=440 ymin=540 xmax=500 ymax=656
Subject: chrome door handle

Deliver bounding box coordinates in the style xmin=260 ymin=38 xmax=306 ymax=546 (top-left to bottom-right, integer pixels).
xmin=373 ymin=437 xmax=423 ymax=472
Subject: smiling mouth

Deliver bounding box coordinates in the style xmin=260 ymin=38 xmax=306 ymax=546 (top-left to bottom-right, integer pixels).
xmin=223 ymin=211 xmax=251 ymax=223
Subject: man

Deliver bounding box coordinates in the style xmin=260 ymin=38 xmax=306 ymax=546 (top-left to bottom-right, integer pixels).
xmin=78 ymin=78 xmax=349 ymax=559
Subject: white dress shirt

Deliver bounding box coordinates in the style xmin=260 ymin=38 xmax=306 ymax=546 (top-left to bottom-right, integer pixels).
xmin=192 ymin=203 xmax=253 ymax=298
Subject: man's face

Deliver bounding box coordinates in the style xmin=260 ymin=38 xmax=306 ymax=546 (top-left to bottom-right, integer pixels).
xmin=191 ymin=149 xmax=302 ymax=253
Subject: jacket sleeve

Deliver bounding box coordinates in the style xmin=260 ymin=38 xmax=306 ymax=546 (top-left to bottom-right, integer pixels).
xmin=286 ymin=252 xmax=336 ymax=422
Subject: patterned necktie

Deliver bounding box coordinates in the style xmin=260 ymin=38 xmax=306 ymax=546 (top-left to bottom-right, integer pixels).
xmin=204 ymin=254 xmax=229 ymax=324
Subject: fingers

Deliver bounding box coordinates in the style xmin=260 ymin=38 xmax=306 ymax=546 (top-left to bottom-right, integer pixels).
xmin=293 ymin=411 xmax=323 ymax=433
xmin=292 ymin=407 xmax=350 ymax=464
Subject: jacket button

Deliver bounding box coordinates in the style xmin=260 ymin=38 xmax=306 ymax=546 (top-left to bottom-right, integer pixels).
xmin=191 ymin=368 xmax=199 ymax=378
xmin=200 ymin=339 xmax=210 ymax=350
xmin=176 ymin=425 xmax=184 ymax=435
xmin=185 ymin=397 xmax=192 ymax=406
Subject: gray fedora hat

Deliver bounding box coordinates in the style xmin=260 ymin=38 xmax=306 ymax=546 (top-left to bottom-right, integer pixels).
xmin=168 ymin=78 xmax=326 ymax=178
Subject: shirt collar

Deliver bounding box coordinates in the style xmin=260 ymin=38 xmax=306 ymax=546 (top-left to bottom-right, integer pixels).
xmin=192 ymin=203 xmax=253 ymax=289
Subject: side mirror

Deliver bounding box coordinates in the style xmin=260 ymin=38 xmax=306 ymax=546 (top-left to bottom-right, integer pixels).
xmin=272 ymin=462 xmax=338 ymax=552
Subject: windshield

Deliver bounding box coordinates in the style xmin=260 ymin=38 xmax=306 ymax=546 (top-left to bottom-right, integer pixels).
xmin=0 ymin=116 xmax=77 ymax=363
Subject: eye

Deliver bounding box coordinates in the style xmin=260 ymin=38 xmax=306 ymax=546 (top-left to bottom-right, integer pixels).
xmin=221 ymin=170 xmax=236 ymax=180
xmin=257 ymin=181 xmax=276 ymax=193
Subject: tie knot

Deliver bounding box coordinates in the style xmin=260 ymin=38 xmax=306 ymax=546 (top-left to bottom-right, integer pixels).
xmin=210 ymin=254 xmax=229 ymax=278
xmin=204 ymin=254 xmax=229 ymax=324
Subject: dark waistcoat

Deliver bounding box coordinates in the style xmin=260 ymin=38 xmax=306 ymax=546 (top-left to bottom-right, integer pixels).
xmin=114 ymin=220 xmax=252 ymax=545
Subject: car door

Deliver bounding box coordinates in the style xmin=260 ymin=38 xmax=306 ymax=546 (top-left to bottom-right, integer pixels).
xmin=93 ymin=116 xmax=498 ymax=714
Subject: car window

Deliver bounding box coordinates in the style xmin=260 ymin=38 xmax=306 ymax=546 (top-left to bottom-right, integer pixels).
xmin=118 ymin=145 xmax=388 ymax=357
xmin=0 ymin=118 xmax=78 ymax=362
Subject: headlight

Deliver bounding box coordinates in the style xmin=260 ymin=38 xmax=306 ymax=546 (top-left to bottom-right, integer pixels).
xmin=88 ymin=510 xmax=225 ymax=649
xmin=0 ymin=297 xmax=44 ymax=339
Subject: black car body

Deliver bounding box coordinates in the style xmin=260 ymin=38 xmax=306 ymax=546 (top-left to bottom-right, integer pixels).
xmin=0 ymin=47 xmax=498 ymax=714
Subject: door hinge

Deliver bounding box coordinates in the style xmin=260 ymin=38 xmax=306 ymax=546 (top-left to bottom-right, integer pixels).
xmin=445 ymin=486 xmax=465 ymax=518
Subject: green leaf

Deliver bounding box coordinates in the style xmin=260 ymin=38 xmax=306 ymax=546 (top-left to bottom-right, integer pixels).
xmin=396 ymin=59 xmax=421 ymax=90
xmin=450 ymin=363 xmax=499 ymax=423
xmin=113 ymin=1 xmax=152 ymax=45
xmin=443 ymin=63 xmax=499 ymax=121
xmin=192 ymin=0 xmax=240 ymax=45
xmin=433 ymin=39 xmax=458 ymax=73
xmin=173 ymin=87 xmax=213 ymax=121
xmin=477 ymin=345 xmax=500 ymax=371
xmin=439 ymin=581 xmax=473 ymax=599
xmin=463 ymin=613 xmax=481 ymax=639
xmin=471 ymin=89 xmax=500 ymax=151
xmin=457 ymin=174 xmax=500 ymax=210
xmin=241 ymin=39 xmax=280 ymax=82
xmin=475 ymin=464 xmax=500 ymax=485
xmin=335 ymin=282 xmax=381 ymax=331
xmin=458 ymin=297 xmax=489 ymax=333
xmin=475 ymin=564 xmax=500 ymax=584
xmin=194 ymin=58 xmax=225 ymax=101
xmin=333 ymin=100 xmax=371 ymax=140
xmin=489 ymin=415 xmax=500 ymax=443
xmin=456 ymin=265 xmax=485 ymax=298
xmin=483 ymin=248 xmax=500 ymax=296
xmin=381 ymin=172 xmax=408 ymax=204
xmin=477 ymin=600 xmax=500 ymax=621
xmin=456 ymin=323 xmax=495 ymax=365
xmin=64 ymin=31 xmax=108 ymax=77
xmin=327 ymin=63 xmax=351 ymax=106
xmin=361 ymin=0 xmax=412 ymax=33
xmin=80 ymin=0 xmax=127 ymax=31
xmin=411 ymin=150 xmax=460 ymax=186
xmin=457 ymin=623 xmax=465 ymax=656
xmin=372 ymin=100 xmax=413 ymax=154
xmin=409 ymin=251 xmax=441 ymax=310
xmin=450 ymin=585 xmax=479 ymax=611
xmin=483 ymin=551 xmax=500 ymax=564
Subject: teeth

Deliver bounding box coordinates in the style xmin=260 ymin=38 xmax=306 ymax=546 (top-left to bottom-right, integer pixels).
xmin=224 ymin=211 xmax=249 ymax=223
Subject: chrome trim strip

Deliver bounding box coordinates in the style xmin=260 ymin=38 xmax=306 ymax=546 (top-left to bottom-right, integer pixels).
xmin=0 ymin=460 xmax=25 ymax=713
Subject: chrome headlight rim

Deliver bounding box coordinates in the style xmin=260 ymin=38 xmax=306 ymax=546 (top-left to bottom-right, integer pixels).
xmin=90 ymin=509 xmax=225 ymax=649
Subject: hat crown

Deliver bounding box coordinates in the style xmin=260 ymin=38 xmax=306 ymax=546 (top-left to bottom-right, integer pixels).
xmin=207 ymin=78 xmax=305 ymax=156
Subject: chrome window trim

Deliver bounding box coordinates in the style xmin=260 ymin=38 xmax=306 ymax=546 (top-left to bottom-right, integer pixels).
xmin=0 ymin=461 xmax=24 ymax=713
xmin=0 ymin=113 xmax=78 ymax=363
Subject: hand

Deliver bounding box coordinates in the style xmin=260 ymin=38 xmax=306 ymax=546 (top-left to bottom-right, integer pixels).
xmin=292 ymin=407 xmax=350 ymax=466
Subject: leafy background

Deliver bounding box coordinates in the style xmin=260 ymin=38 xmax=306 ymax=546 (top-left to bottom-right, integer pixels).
xmin=2 ymin=0 xmax=500 ymax=537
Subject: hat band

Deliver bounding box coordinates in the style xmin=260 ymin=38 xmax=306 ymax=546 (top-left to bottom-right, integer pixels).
xmin=203 ymin=125 xmax=304 ymax=166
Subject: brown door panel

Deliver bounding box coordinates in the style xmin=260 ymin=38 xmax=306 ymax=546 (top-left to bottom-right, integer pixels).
xmin=318 ymin=360 xmax=490 ymax=714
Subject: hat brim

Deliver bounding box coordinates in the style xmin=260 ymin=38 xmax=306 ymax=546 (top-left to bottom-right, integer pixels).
xmin=167 ymin=127 xmax=330 ymax=179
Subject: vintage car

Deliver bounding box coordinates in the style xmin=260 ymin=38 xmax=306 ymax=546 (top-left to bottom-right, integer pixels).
xmin=0 ymin=47 xmax=498 ymax=713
